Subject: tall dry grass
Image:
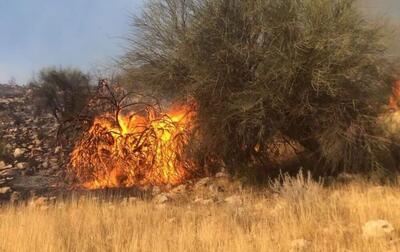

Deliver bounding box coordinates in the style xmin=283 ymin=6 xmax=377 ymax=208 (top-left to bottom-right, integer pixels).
xmin=1 ymin=177 xmax=400 ymax=251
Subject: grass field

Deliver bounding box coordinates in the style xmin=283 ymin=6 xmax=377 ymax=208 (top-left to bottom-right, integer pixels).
xmin=1 ymin=175 xmax=400 ymax=252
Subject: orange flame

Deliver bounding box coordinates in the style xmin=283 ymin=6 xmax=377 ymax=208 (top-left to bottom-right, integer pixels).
xmin=69 ymin=103 xmax=196 ymax=189
xmin=389 ymin=80 xmax=400 ymax=110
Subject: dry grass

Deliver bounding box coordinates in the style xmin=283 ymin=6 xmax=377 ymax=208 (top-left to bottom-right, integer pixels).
xmin=2 ymin=177 xmax=400 ymax=251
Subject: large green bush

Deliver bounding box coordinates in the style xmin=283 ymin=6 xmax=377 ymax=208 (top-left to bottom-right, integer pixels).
xmin=30 ymin=67 xmax=91 ymax=122
xmin=121 ymin=0 xmax=398 ymax=176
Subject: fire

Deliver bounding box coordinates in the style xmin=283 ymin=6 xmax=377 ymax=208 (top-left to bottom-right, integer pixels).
xmin=389 ymin=80 xmax=400 ymax=110
xmin=69 ymin=103 xmax=196 ymax=189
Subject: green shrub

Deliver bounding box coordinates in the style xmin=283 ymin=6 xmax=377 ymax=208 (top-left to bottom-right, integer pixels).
xmin=122 ymin=0 xmax=398 ymax=176
xmin=30 ymin=67 xmax=91 ymax=122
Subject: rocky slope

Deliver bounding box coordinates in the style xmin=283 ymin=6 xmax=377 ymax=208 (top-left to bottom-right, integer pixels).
xmin=0 ymin=84 xmax=66 ymax=203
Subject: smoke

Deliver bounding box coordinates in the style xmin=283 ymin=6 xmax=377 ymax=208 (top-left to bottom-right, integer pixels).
xmin=359 ymin=0 xmax=400 ymax=20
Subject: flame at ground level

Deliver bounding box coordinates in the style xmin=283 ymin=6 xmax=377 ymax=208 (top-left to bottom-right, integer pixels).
xmin=69 ymin=104 xmax=196 ymax=189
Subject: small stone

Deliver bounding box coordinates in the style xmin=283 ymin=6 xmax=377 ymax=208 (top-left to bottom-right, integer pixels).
xmin=42 ymin=161 xmax=49 ymax=169
xmin=194 ymin=177 xmax=211 ymax=189
xmin=13 ymin=148 xmax=25 ymax=158
xmin=5 ymin=177 xmax=15 ymax=182
xmin=0 ymin=186 xmax=11 ymax=193
xmin=215 ymin=171 xmax=229 ymax=178
xmin=153 ymin=194 xmax=169 ymax=204
xmin=0 ymin=169 xmax=19 ymax=177
xmin=290 ymin=239 xmax=310 ymax=251
xmin=54 ymin=146 xmax=62 ymax=154
xmin=33 ymin=139 xmax=42 ymax=146
xmin=152 ymin=186 xmax=161 ymax=195
xmin=50 ymin=164 xmax=60 ymax=170
xmin=0 ymin=161 xmax=6 ymax=170
xmin=362 ymin=220 xmax=395 ymax=239
xmin=171 ymin=184 xmax=187 ymax=194
xmin=209 ymin=184 xmax=225 ymax=193
xmin=224 ymin=195 xmax=243 ymax=206
xmin=16 ymin=162 xmax=29 ymax=170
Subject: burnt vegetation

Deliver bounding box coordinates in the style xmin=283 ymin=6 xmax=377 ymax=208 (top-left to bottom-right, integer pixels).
xmin=120 ymin=0 xmax=400 ymax=180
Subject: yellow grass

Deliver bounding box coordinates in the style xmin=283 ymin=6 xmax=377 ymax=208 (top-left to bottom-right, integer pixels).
xmin=1 ymin=177 xmax=400 ymax=251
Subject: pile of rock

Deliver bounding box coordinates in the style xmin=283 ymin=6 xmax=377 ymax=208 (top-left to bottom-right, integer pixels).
xmin=145 ymin=168 xmax=245 ymax=207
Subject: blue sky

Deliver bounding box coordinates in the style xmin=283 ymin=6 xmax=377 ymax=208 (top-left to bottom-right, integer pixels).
xmin=0 ymin=0 xmax=143 ymax=84
xmin=0 ymin=0 xmax=398 ymax=84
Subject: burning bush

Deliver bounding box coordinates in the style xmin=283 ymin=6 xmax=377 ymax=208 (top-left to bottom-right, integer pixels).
xmin=121 ymin=0 xmax=399 ymax=177
xmin=66 ymin=81 xmax=197 ymax=189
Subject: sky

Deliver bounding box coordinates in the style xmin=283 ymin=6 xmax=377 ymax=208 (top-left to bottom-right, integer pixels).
xmin=0 ymin=0 xmax=143 ymax=84
xmin=360 ymin=0 xmax=400 ymax=21
xmin=0 ymin=0 xmax=398 ymax=85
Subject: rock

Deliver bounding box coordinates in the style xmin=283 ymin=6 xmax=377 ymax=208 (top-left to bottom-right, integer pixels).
xmin=209 ymin=184 xmax=225 ymax=193
xmin=0 ymin=161 xmax=6 ymax=170
xmin=224 ymin=195 xmax=243 ymax=206
xmin=215 ymin=168 xmax=230 ymax=178
xmin=54 ymin=146 xmax=62 ymax=154
xmin=215 ymin=172 xmax=229 ymax=178
xmin=16 ymin=162 xmax=29 ymax=170
xmin=0 ymin=168 xmax=19 ymax=177
xmin=0 ymin=186 xmax=11 ymax=194
xmin=152 ymin=186 xmax=161 ymax=195
xmin=362 ymin=220 xmax=395 ymax=239
xmin=50 ymin=164 xmax=60 ymax=170
xmin=13 ymin=148 xmax=25 ymax=158
xmin=171 ymin=184 xmax=187 ymax=194
xmin=153 ymin=194 xmax=169 ymax=204
xmin=194 ymin=177 xmax=211 ymax=189
xmin=42 ymin=161 xmax=49 ymax=169
xmin=33 ymin=139 xmax=42 ymax=146
xmin=290 ymin=239 xmax=310 ymax=251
